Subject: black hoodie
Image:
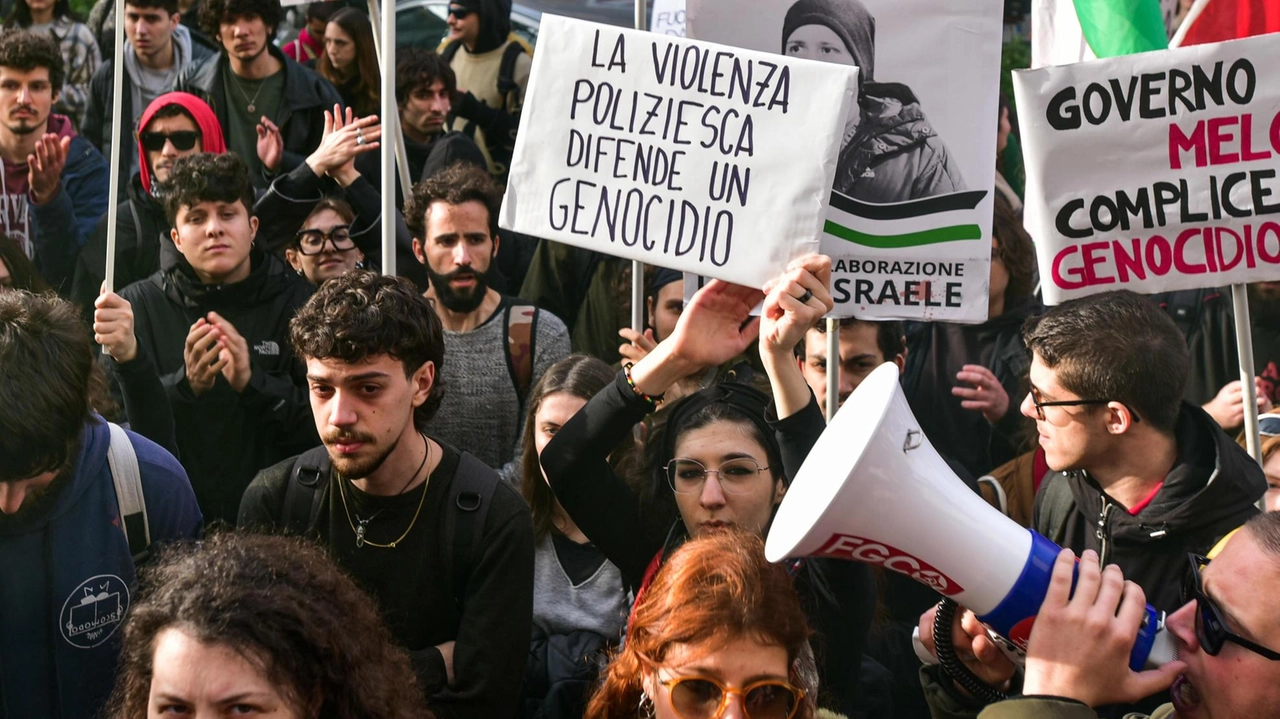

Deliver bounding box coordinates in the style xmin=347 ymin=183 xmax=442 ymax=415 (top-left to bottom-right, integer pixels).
xmin=109 ymin=249 xmax=317 ymax=522
xmin=1036 ymin=403 xmax=1265 ymax=613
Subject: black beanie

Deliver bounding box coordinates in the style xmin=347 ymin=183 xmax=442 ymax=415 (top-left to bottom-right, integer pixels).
xmin=781 ymin=0 xmax=876 ymax=84
xmin=658 ymin=382 xmax=785 ymax=484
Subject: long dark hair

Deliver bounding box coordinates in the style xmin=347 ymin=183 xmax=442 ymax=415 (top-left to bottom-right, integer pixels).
xmin=6 ymin=0 xmax=78 ymax=28
xmin=520 ymin=354 xmax=622 ymax=540
xmin=108 ymin=532 xmax=433 ymax=719
xmin=318 ymin=8 xmax=380 ymax=117
xmin=0 ymin=234 xmax=50 ymax=293
xmin=992 ymin=192 xmax=1035 ymax=312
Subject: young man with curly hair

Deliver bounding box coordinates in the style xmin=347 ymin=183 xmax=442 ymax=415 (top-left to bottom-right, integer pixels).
xmin=239 ymin=269 xmax=534 ymax=719
xmin=0 ymin=30 xmax=109 ymax=292
xmin=96 ymin=152 xmax=316 ymax=523
xmin=174 ymin=0 xmax=340 ymax=187
xmin=405 ymin=161 xmax=569 ymax=480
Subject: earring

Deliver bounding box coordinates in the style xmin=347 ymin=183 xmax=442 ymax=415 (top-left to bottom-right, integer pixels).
xmin=638 ymin=692 xmax=655 ymax=719
xmin=296 ymin=268 xmax=303 ymax=276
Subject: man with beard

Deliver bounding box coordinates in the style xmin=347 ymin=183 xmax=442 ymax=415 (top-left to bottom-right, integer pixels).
xmin=406 ymin=161 xmax=568 ymax=479
xmin=239 ymin=270 xmax=534 ymax=719
xmin=0 ymin=290 xmax=201 ymax=719
xmin=175 ymin=0 xmax=341 ymax=187
xmin=0 ymin=31 xmax=109 ymax=293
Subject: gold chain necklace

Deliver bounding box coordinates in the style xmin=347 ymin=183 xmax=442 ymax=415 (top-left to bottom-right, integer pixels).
xmin=338 ymin=435 xmax=433 ymax=549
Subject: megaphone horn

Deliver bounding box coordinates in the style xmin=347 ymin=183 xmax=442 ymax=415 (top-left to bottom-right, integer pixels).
xmin=766 ymin=362 xmax=1174 ymax=670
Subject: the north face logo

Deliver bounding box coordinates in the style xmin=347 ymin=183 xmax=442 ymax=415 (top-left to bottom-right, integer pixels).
xmin=253 ymin=341 xmax=280 ymax=356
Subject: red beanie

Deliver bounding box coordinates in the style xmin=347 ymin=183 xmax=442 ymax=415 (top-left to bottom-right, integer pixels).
xmin=136 ymin=92 xmax=227 ymax=194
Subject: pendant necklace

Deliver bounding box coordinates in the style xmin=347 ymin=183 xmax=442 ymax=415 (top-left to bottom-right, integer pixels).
xmin=229 ymin=72 xmax=268 ymax=114
xmin=338 ymin=433 xmax=432 ymax=549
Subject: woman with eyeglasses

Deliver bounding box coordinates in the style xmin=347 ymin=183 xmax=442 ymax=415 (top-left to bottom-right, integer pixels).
xmin=285 ymin=198 xmax=365 ymax=285
xmin=542 ymin=255 xmax=876 ymax=717
xmin=586 ymin=530 xmax=813 ymax=719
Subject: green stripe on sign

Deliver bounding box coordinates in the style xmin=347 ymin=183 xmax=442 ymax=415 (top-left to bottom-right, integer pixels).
xmin=823 ymin=221 xmax=983 ymax=248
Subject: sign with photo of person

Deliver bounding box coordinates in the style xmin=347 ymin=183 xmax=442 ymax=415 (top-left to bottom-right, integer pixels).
xmin=688 ymin=0 xmax=1004 ymax=322
xmin=499 ymin=14 xmax=858 ymax=289
xmin=1014 ymin=32 xmax=1280 ymax=304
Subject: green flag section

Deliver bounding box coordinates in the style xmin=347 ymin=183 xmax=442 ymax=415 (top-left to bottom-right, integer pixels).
xmin=823 ymin=221 xmax=983 ymax=249
xmin=1072 ymin=0 xmax=1168 ymax=58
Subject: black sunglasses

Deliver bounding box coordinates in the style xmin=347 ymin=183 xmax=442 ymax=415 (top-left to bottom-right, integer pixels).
xmin=1184 ymin=554 xmax=1280 ymax=661
xmin=447 ymin=6 xmax=473 ymax=19
xmin=139 ymin=131 xmax=200 ymax=152
xmin=1259 ymin=413 xmax=1280 ymax=437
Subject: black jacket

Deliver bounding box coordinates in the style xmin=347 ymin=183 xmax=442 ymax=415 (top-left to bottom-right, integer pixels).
xmin=70 ymin=173 xmax=168 ymax=314
xmin=82 ymin=42 xmax=216 ymax=189
xmin=109 ymin=249 xmax=317 ymax=522
xmin=1035 ymin=403 xmax=1264 ymax=613
xmin=174 ymin=45 xmax=343 ymax=185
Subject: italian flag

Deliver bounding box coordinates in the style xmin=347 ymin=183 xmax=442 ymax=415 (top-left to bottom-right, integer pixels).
xmin=1031 ymin=0 xmax=1169 ymax=68
xmin=1172 ymin=0 xmax=1280 ymax=48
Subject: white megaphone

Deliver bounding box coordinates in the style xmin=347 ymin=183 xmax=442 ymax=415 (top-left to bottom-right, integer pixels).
xmin=766 ymin=362 xmax=1176 ymax=670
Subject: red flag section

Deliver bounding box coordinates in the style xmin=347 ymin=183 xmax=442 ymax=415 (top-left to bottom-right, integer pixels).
xmin=1180 ymin=0 xmax=1280 ymax=46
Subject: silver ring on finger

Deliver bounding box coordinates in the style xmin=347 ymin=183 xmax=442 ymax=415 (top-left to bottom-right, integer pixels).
xmin=356 ymin=129 xmax=366 ymax=145
xmin=797 ymin=288 xmax=814 ymax=304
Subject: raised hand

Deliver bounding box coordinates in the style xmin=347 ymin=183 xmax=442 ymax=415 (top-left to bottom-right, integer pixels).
xmin=28 ymin=133 xmax=70 ymax=204
xmin=184 ymin=319 xmax=228 ymax=397
xmin=1022 ymin=549 xmax=1185 ymax=707
xmin=256 ymin=117 xmax=284 ymax=173
xmin=953 ymin=364 xmax=1010 ymax=423
xmin=207 ymin=312 xmax=252 ymax=393
xmin=760 ymin=253 xmax=833 ymax=361
xmin=618 ymin=326 xmax=657 ymax=365
xmin=93 ymin=288 xmax=138 ymax=363
xmin=308 ymin=105 xmax=382 ymax=186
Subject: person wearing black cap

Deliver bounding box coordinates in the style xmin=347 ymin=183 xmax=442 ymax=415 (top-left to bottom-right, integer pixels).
xmin=543 ymin=255 xmax=877 ymax=718
xmin=782 ymin=0 xmax=965 ymax=203
xmin=440 ymin=0 xmax=531 ymax=181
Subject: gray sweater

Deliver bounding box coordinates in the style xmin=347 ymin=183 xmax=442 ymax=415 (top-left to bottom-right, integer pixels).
xmin=532 ymin=533 xmax=629 ymax=639
xmin=428 ymin=299 xmax=569 ymax=472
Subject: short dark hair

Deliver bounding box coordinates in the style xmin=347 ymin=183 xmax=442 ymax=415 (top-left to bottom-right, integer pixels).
xmin=289 ymin=270 xmax=446 ymax=428
xmin=795 ymin=317 xmax=905 ymax=361
xmin=5 ymin=0 xmax=78 ymax=28
xmin=292 ymin=197 xmax=356 ymax=249
xmin=163 ymin=153 xmax=255 ymax=226
xmin=0 ymin=31 xmax=64 ymax=92
xmin=0 ymin=291 xmax=94 ymax=481
xmin=395 ymin=47 xmax=457 ymax=106
xmin=143 ymin=102 xmax=198 ymax=132
xmin=1022 ymin=290 xmax=1188 ymax=433
xmin=992 ymin=192 xmax=1036 ymax=310
xmin=107 ymin=532 xmax=430 ymax=719
xmin=123 ymin=0 xmax=180 ymax=16
xmin=199 ymin=0 xmax=282 ymax=42
xmin=1244 ymin=510 xmax=1280 ymax=559
xmin=405 ymin=161 xmax=502 ymax=239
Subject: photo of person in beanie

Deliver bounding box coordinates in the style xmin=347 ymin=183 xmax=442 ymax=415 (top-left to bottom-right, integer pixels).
xmin=782 ymin=0 xmax=966 ymax=203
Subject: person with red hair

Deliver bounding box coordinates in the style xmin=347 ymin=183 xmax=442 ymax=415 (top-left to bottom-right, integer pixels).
xmin=586 ymin=530 xmax=815 ymax=719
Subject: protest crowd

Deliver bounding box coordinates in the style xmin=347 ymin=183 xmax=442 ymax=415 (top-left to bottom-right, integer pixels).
xmin=2 ymin=0 xmax=1280 ymax=717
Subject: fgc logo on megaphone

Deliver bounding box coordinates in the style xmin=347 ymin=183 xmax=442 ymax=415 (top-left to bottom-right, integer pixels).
xmin=815 ymin=534 xmax=964 ymax=596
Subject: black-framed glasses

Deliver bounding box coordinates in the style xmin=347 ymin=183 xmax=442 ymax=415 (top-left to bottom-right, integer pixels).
xmin=294 ymin=226 xmax=355 ymax=255
xmin=660 ymin=675 xmax=805 ymax=719
xmin=1028 ymin=385 xmax=1141 ymax=423
xmin=139 ymin=130 xmax=199 ymax=152
xmin=1184 ymin=554 xmax=1280 ymax=661
xmin=447 ymin=6 xmax=473 ymax=19
xmin=665 ymin=458 xmax=770 ymax=495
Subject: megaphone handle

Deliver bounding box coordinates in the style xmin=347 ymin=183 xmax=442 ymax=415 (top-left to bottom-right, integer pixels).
xmin=933 ymin=599 xmax=1009 ymax=704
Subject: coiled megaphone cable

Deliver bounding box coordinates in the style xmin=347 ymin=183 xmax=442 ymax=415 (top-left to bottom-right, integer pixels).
xmin=932 ymin=598 xmax=1009 ymax=704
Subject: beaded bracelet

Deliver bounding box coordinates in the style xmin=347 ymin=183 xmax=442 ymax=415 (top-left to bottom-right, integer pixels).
xmin=623 ymin=362 xmax=664 ymax=407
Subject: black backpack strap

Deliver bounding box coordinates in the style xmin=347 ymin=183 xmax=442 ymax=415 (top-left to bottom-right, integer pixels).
xmin=283 ymin=446 xmax=331 ymax=535
xmin=444 ymin=452 xmax=498 ymax=609
xmin=440 ymin=39 xmax=461 ymax=63
xmin=496 ymin=41 xmax=526 ymax=110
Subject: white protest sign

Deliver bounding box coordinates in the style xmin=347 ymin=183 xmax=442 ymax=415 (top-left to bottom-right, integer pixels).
xmin=500 ymin=15 xmax=857 ymax=289
xmin=651 ymin=0 xmax=687 ymax=36
xmin=688 ymin=0 xmax=1003 ymax=323
xmin=1014 ymin=33 xmax=1280 ymax=305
